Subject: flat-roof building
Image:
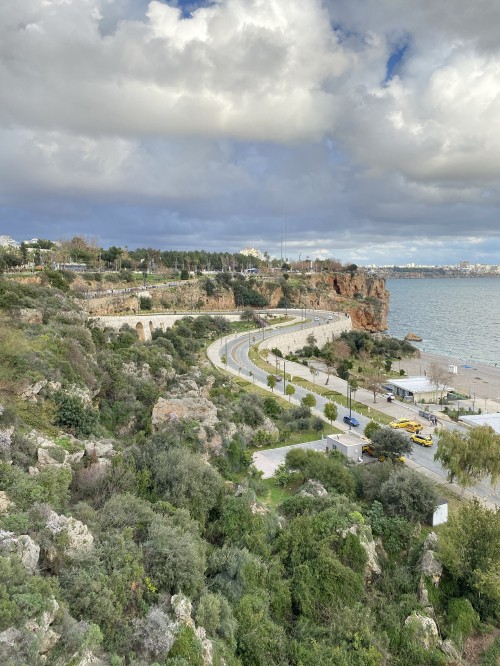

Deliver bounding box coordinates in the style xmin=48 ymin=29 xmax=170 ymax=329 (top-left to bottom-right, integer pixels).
xmin=385 ymin=376 xmax=453 ymax=403
xmin=459 ymin=413 xmax=500 ymax=434
xmin=326 ymin=433 xmax=363 ymax=462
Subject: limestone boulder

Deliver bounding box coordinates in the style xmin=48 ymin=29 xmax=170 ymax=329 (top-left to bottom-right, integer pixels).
xmin=423 ymin=531 xmax=439 ymax=551
xmin=84 ymin=440 xmax=115 ymax=459
xmin=421 ymin=549 xmax=443 ymax=585
xmin=418 ymin=577 xmax=429 ymax=606
xmin=171 ymin=378 xmax=200 ymax=397
xmin=0 ymin=531 xmax=40 ymax=574
xmin=0 ymin=491 xmax=12 ymax=514
xmin=25 ymin=598 xmax=60 ymax=653
xmin=70 ymin=650 xmax=106 ymax=666
xmin=0 ymin=426 xmax=14 ymax=459
xmin=20 ymin=380 xmax=47 ymax=402
xmin=171 ymin=594 xmax=195 ymax=629
xmin=0 ymin=627 xmax=22 ymax=650
xmin=18 ymin=308 xmax=44 ymax=324
xmin=440 ymin=639 xmax=464 ymax=664
xmin=405 ymin=331 xmax=423 ymax=342
xmin=404 ymin=613 xmax=439 ymax=650
xmin=342 ymin=524 xmax=381 ymax=581
xmin=299 ymin=479 xmax=328 ymax=498
xmin=152 ymin=396 xmax=218 ymax=430
xmin=122 ymin=361 xmax=153 ymax=381
xmin=45 ymin=511 xmax=94 ymax=560
xmin=29 ymin=432 xmax=84 ymax=471
xmin=133 ymin=606 xmax=178 ymax=661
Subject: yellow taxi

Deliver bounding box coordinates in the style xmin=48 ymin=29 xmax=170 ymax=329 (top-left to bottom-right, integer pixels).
xmin=389 ymin=418 xmax=412 ymax=429
xmin=405 ymin=421 xmax=423 ymax=433
xmin=410 ymin=433 xmax=433 ymax=447
xmin=362 ymin=444 xmax=405 ymax=463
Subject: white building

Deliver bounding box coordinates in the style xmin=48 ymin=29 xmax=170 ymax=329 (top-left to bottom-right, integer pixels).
xmin=459 ymin=413 xmax=500 ymax=434
xmin=326 ymin=433 xmax=363 ymax=462
xmin=384 ymin=376 xmax=453 ymax=403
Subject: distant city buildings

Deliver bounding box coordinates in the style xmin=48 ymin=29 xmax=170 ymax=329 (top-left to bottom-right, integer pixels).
xmin=367 ymin=261 xmax=500 ymax=278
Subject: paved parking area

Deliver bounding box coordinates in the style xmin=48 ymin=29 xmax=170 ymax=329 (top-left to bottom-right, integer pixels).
xmin=252 ymin=439 xmax=327 ymax=478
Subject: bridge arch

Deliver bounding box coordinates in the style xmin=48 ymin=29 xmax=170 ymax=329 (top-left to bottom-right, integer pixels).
xmin=136 ymin=321 xmax=145 ymax=342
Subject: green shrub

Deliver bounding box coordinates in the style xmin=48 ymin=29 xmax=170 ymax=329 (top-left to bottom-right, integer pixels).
xmin=446 ymin=597 xmax=480 ymax=644
xmin=53 ymin=392 xmax=98 ymax=438
xmin=167 ymin=625 xmax=203 ymax=665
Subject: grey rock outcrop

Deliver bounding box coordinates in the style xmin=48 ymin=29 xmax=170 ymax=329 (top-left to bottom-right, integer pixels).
xmin=84 ymin=440 xmax=115 ymax=459
xmin=20 ymin=380 xmax=48 ymax=402
xmin=28 ymin=432 xmax=85 ymax=472
xmin=0 ymin=426 xmax=14 ymax=459
xmin=404 ymin=613 xmax=439 ymax=650
xmin=171 ymin=594 xmax=213 ymax=666
xmin=439 ymin=638 xmax=464 ymax=664
xmin=133 ymin=606 xmax=178 ymax=661
xmin=152 ymin=396 xmax=218 ymax=430
xmin=25 ymin=598 xmax=60 ymax=653
xmin=45 ymin=511 xmax=94 ymax=560
xmin=421 ymin=550 xmax=443 ymax=585
xmin=18 ymin=308 xmax=44 ymax=325
xmin=0 ymin=531 xmax=40 ymax=574
xmin=73 ymin=650 xmax=106 ymax=666
xmin=420 ymin=531 xmax=443 ymax=586
xmin=0 ymin=627 xmax=22 ymax=649
xmin=299 ymin=479 xmax=328 ymax=497
xmin=0 ymin=491 xmax=12 ymax=514
xmin=342 ymin=524 xmax=381 ymax=581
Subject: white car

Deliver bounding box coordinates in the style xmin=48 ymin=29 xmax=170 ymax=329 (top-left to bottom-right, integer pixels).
xmin=314 ymin=317 xmax=320 ymax=321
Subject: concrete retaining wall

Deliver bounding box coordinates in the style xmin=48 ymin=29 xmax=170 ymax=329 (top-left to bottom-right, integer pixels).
xmin=260 ymin=314 xmax=352 ymax=354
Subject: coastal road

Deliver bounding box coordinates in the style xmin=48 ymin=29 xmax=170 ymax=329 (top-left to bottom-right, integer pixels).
xmin=207 ymin=310 xmax=500 ymax=509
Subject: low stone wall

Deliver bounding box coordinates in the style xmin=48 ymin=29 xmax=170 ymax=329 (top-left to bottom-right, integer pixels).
xmin=260 ymin=315 xmax=352 ymax=354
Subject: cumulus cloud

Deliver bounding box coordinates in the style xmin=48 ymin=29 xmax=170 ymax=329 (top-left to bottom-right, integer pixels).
xmin=2 ymin=0 xmax=500 ymax=263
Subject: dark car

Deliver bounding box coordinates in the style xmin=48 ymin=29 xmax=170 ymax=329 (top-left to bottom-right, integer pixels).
xmin=343 ymin=415 xmax=360 ymax=427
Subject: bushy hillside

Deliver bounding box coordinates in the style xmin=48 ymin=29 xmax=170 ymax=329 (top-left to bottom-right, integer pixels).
xmin=0 ymin=277 xmax=498 ymax=666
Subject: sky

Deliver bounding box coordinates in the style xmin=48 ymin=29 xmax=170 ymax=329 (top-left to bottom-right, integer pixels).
xmin=2 ymin=0 xmax=500 ymax=265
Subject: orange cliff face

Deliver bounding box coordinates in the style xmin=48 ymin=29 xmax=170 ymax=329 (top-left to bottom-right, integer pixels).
xmin=81 ymin=271 xmax=390 ymax=332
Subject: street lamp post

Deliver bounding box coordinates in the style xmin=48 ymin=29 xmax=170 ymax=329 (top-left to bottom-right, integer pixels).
xmin=283 ymin=361 xmax=286 ymax=394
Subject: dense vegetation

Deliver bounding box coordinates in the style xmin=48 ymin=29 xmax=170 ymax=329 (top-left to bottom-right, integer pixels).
xmin=0 ymin=276 xmax=498 ymax=665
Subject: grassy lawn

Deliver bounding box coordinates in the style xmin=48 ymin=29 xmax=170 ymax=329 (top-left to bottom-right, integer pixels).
xmin=258 ymin=477 xmax=301 ymax=507
xmin=248 ymin=344 xmax=293 ymax=380
xmin=290 ymin=377 xmax=393 ymax=424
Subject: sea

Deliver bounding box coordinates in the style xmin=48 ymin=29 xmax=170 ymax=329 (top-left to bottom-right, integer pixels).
xmin=386 ymin=277 xmax=500 ymax=368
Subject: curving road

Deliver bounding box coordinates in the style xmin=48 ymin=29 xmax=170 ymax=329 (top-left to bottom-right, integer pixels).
xmin=207 ymin=309 xmax=500 ymax=508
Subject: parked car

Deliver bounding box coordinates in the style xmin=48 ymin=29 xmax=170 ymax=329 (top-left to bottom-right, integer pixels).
xmin=389 ymin=418 xmax=412 ymax=429
xmin=410 ymin=433 xmax=433 ymax=446
xmin=362 ymin=444 xmax=405 ymax=463
xmin=314 ymin=317 xmax=320 ymax=321
xmin=343 ymin=415 xmax=360 ymax=427
xmin=405 ymin=421 xmax=423 ymax=433
xmin=274 ymin=376 xmax=283 ymax=382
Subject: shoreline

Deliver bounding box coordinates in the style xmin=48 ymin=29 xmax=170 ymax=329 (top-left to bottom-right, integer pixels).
xmin=398 ymin=349 xmax=500 ymax=405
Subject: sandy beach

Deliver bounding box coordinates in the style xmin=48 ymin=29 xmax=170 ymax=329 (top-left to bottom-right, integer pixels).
xmin=399 ymin=350 xmax=500 ymax=410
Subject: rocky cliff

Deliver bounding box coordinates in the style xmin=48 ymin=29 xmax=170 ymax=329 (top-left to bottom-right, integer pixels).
xmin=82 ymin=271 xmax=389 ymax=332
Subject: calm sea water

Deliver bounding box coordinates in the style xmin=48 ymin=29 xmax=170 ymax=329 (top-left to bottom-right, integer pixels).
xmin=386 ymin=277 xmax=500 ymax=367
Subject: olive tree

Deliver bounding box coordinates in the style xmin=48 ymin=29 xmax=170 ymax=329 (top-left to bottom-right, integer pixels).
xmin=378 ymin=467 xmax=438 ymax=522
xmin=370 ymin=428 xmax=412 ymax=462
